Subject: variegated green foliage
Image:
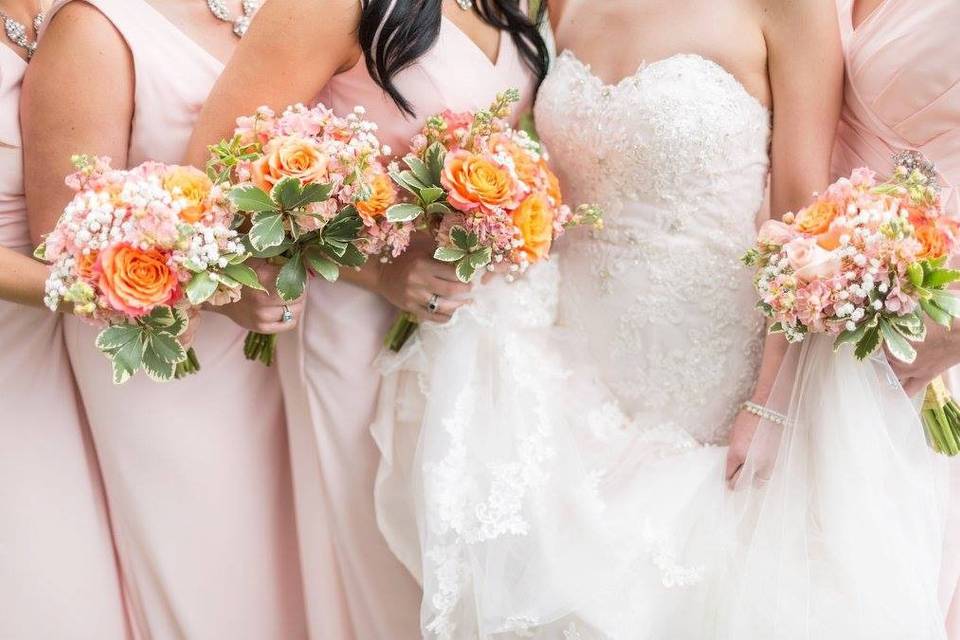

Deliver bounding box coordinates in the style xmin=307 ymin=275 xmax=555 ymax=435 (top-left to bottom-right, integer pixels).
xmin=433 ymin=226 xmax=492 ymax=283
xmin=95 ymin=306 xmax=195 ymax=384
xmin=386 ymin=142 xmax=449 ymax=225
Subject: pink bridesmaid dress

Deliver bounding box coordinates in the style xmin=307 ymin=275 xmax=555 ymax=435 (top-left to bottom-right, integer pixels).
xmin=832 ymin=0 xmax=960 ymax=635
xmin=0 ymin=44 xmax=129 ymax=639
xmin=40 ymin=1 xmax=307 ymax=638
xmin=275 ymin=11 xmax=537 ymax=638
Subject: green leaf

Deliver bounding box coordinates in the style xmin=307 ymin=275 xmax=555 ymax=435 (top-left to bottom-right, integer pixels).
xmin=276 ymin=252 xmax=307 ymax=302
xmin=386 ymin=203 xmax=424 ymax=223
xmin=880 ymin=319 xmax=917 ymax=364
xmin=229 ymin=185 xmax=277 ymax=213
xmin=289 ymin=182 xmax=333 ymax=210
xmin=404 ymin=156 xmax=435 ymax=187
xmin=925 ymin=268 xmax=960 ymax=289
xmin=921 ymin=298 xmax=953 ymax=328
xmin=908 ymin=262 xmax=925 ymax=288
xmin=248 ymin=212 xmax=285 ymax=252
xmin=389 ymin=171 xmax=421 ymax=197
xmin=33 ymin=242 xmax=46 ymax=261
xmin=271 ymin=177 xmax=303 ymax=211
xmin=147 ymin=332 xmax=187 ymax=364
xmin=303 ymin=248 xmax=340 ymax=282
xmin=931 ymin=290 xmax=960 ymax=317
xmin=468 ymin=247 xmax=492 ymax=270
xmin=244 ymin=235 xmax=292 ymax=259
xmin=768 ymin=321 xmax=784 ymax=334
xmin=434 ymin=246 xmax=467 ymax=262
xmin=96 ymin=325 xmax=141 ymax=353
xmin=450 ymin=226 xmax=473 ymax=251
xmin=420 ymin=186 xmax=445 ymax=205
xmin=110 ymin=331 xmax=144 ymax=382
xmin=323 ymin=207 xmax=364 ymax=242
xmin=398 ymin=170 xmax=427 ymax=191
xmin=455 ymin=258 xmax=477 ymax=283
xmin=141 ymin=344 xmax=176 ymax=382
xmin=834 ymin=322 xmax=869 ymax=352
xmin=424 ymin=142 xmax=446 ymax=185
xmin=426 ymin=202 xmax=453 ymax=217
xmin=336 ymin=243 xmax=367 ymax=268
xmin=221 ymin=263 xmax=265 ymax=291
xmin=185 ymin=271 xmax=219 ymax=305
xmin=893 ymin=311 xmax=926 ymax=341
xmin=853 ymin=325 xmax=882 ymax=360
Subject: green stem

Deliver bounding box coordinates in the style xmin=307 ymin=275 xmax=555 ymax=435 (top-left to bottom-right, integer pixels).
xmin=244 ymin=331 xmax=278 ymax=366
xmin=174 ymin=347 xmax=201 ymax=379
xmin=384 ymin=312 xmax=419 ymax=352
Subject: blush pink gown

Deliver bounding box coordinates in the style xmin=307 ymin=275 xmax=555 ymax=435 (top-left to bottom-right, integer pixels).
xmin=832 ymin=0 xmax=960 ymax=635
xmin=39 ymin=2 xmax=307 ymax=638
xmin=0 ymin=43 xmax=130 ymax=640
xmin=275 ymin=15 xmax=537 ymax=638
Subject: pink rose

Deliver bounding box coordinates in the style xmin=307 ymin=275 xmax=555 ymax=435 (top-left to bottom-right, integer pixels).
xmin=758 ymin=219 xmax=798 ymax=246
xmin=785 ymin=237 xmax=841 ymax=282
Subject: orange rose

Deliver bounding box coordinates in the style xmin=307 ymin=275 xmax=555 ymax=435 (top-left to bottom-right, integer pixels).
xmin=794 ymin=200 xmax=840 ymax=235
xmin=252 ymin=136 xmax=329 ymax=192
xmin=543 ymin=163 xmax=562 ymax=207
xmin=163 ymin=166 xmax=212 ymax=223
xmin=495 ymin=136 xmax=539 ymax=186
xmin=910 ymin=212 xmax=952 ymax=260
xmin=96 ymin=244 xmax=180 ymax=316
xmin=513 ymin=192 xmax=554 ymax=263
xmin=816 ymin=225 xmax=844 ymax=250
xmin=76 ymin=251 xmax=100 ymax=281
xmin=356 ymin=173 xmax=397 ymax=222
xmin=442 ymin=150 xmax=518 ymax=212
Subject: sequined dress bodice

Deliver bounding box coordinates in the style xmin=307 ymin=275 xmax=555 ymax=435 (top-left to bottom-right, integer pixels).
xmin=535 ymin=51 xmax=770 ymax=443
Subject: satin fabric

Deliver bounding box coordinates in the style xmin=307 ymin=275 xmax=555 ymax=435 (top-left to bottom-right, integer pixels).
xmin=276 ymin=14 xmax=537 ymax=638
xmin=831 ymin=1 xmax=960 ymax=634
xmin=38 ymin=2 xmax=310 ymax=637
xmin=0 ymin=44 xmax=129 ymax=640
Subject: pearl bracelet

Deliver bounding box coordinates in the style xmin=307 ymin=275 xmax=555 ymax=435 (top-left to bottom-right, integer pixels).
xmin=741 ymin=401 xmax=787 ymax=426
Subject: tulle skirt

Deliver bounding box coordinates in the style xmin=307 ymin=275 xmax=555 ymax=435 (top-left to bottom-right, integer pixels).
xmin=372 ymin=261 xmax=950 ymax=639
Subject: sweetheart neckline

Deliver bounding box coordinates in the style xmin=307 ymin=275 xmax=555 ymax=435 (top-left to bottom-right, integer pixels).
xmin=556 ymin=49 xmax=771 ymax=115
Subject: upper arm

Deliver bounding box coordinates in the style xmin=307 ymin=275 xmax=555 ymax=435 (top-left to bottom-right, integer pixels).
xmin=762 ymin=0 xmax=843 ymax=219
xmin=184 ymin=0 xmax=361 ymax=167
xmin=21 ymin=1 xmax=134 ymax=244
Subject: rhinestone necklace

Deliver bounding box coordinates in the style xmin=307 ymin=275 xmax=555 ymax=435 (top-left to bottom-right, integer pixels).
xmin=455 ymin=0 xmax=473 ymax=10
xmin=206 ymin=0 xmax=261 ymax=38
xmin=0 ymin=6 xmax=44 ymax=60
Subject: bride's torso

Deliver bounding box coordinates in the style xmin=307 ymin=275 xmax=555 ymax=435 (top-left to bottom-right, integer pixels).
xmin=535 ymin=47 xmax=770 ymax=444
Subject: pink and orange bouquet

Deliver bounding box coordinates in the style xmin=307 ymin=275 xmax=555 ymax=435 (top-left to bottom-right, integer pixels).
xmin=383 ymin=89 xmax=602 ymax=351
xmin=206 ymin=102 xmax=412 ymax=364
xmin=743 ymin=152 xmax=960 ymax=453
xmin=37 ymin=156 xmax=263 ymax=383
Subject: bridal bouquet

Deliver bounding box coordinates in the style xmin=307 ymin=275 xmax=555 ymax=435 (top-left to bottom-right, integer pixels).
xmin=743 ymin=153 xmax=960 ymax=454
xmin=383 ymin=89 xmax=602 ymax=351
xmin=36 ymin=156 xmax=262 ymax=384
xmin=206 ymin=102 xmax=412 ymax=364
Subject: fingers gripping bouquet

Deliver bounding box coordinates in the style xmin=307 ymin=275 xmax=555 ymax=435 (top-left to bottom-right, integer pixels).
xmin=206 ymin=103 xmax=412 ymax=364
xmin=743 ymin=152 xmax=960 ymax=454
xmin=383 ymin=89 xmax=602 ymax=351
xmin=37 ymin=156 xmax=263 ymax=383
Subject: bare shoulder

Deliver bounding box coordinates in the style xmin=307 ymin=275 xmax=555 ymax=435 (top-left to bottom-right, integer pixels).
xmin=754 ymin=0 xmax=838 ymax=33
xmin=43 ymin=1 xmax=127 ymax=47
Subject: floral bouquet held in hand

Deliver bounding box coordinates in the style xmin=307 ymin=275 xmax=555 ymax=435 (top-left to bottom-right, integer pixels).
xmin=206 ymin=103 xmax=412 ymax=365
xmin=383 ymin=89 xmax=602 ymax=351
xmin=743 ymin=152 xmax=960 ymax=454
xmin=37 ymin=156 xmax=264 ymax=384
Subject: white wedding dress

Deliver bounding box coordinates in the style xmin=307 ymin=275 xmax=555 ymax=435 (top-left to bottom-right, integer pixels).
xmin=372 ymin=51 xmax=949 ymax=639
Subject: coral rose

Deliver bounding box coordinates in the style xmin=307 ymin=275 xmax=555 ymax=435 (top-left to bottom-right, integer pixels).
xmin=909 ymin=212 xmax=953 ymax=260
xmin=785 ymin=237 xmax=841 ymax=282
xmin=96 ymin=244 xmax=180 ymax=316
xmin=252 ymin=135 xmax=329 ymax=192
xmin=513 ymin=192 xmax=554 ymax=262
xmin=356 ymin=173 xmax=397 ymax=223
xmin=76 ymin=250 xmax=100 ymax=281
xmin=163 ymin=166 xmax=212 ymax=223
xmin=442 ymin=150 xmax=518 ymax=213
xmin=794 ymin=199 xmax=840 ymax=235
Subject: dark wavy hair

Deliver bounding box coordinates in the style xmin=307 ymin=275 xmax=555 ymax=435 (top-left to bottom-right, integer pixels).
xmin=357 ymin=0 xmax=550 ymax=116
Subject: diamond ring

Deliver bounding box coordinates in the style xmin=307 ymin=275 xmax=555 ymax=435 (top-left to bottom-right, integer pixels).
xmin=426 ymin=294 xmax=440 ymax=314
xmin=281 ymin=305 xmax=293 ymax=323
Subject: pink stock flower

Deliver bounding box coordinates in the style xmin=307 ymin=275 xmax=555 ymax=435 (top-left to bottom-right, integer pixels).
xmin=884 ymin=284 xmax=917 ymax=315
xmin=757 ymin=219 xmax=798 ymax=246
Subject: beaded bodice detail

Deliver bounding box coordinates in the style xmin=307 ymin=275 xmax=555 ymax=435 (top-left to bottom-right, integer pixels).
xmin=535 ymin=51 xmax=770 ymax=444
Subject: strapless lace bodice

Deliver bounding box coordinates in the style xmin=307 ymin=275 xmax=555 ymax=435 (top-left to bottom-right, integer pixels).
xmin=535 ymin=51 xmax=770 ymax=443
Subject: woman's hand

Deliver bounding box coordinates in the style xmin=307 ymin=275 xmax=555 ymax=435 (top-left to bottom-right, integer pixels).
xmin=889 ymin=319 xmax=960 ymax=396
xmin=209 ymin=260 xmax=305 ymax=334
xmin=725 ymin=408 xmax=761 ymax=488
xmin=376 ymin=238 xmax=473 ymax=323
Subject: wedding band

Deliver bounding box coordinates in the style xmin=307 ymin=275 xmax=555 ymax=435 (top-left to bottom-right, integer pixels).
xmin=281 ymin=305 xmax=293 ymax=323
xmin=426 ymin=294 xmax=440 ymax=314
